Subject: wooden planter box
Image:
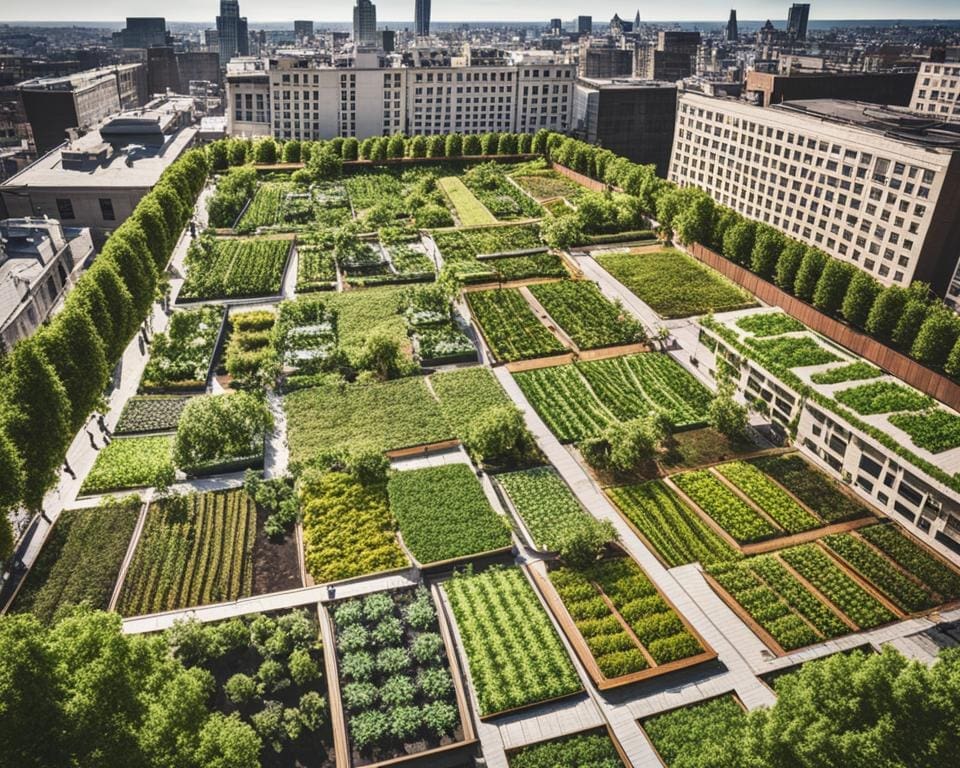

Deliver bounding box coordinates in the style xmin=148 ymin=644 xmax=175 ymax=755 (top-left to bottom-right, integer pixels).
xmin=503 ymin=724 xmax=632 ymax=768
xmin=320 ymin=586 xmax=478 ymax=768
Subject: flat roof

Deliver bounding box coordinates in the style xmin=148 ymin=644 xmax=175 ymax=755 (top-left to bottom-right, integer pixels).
xmin=577 ymin=77 xmax=677 ymax=89
xmin=1 ymin=125 xmax=196 ymax=189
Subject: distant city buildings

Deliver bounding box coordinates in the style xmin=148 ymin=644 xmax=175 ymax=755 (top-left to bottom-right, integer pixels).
xmin=745 ymin=70 xmax=916 ymax=107
xmin=353 ymin=0 xmax=378 ymax=47
xmin=294 ymin=20 xmax=314 ymax=40
xmin=636 ymin=31 xmax=701 ymax=81
xmin=415 ymin=0 xmax=431 ymax=38
xmin=577 ymin=16 xmax=593 ymax=36
xmin=216 ymin=0 xmax=249 ymax=68
xmin=18 ymin=64 xmax=147 ymax=153
xmin=669 ymin=91 xmax=960 ymax=299
xmin=726 ymin=10 xmax=738 ymax=42
xmin=119 ymin=17 xmax=170 ymax=49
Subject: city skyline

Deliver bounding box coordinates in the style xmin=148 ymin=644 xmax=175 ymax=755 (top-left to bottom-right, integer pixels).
xmin=2 ymin=1 xmax=959 ymax=24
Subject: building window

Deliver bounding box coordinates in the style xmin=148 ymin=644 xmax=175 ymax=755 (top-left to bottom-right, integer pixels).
xmin=99 ymin=198 xmax=115 ymax=222
xmin=56 ymin=198 xmax=75 ymax=220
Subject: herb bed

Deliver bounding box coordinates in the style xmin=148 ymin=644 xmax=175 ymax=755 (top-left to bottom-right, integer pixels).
xmin=79 ymin=435 xmax=175 ymax=495
xmin=834 ymin=381 xmax=934 ymax=415
xmin=528 ymin=281 xmax=644 ymax=350
xmin=714 ymin=461 xmax=821 ymax=533
xmin=115 ymin=395 xmax=192 ymax=434
xmin=180 ymin=237 xmax=289 ymax=300
xmin=496 ymin=466 xmax=593 ymax=551
xmin=672 ymin=470 xmax=776 ymax=544
xmin=466 ymin=288 xmax=566 ymax=362
xmin=748 ymin=454 xmax=868 ymax=523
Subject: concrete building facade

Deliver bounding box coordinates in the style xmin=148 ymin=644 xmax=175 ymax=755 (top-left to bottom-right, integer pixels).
xmin=911 ymin=59 xmax=960 ymax=122
xmin=227 ymin=53 xmax=574 ymax=140
xmin=668 ymin=92 xmax=960 ymax=297
xmin=746 ymin=70 xmax=917 ymax=108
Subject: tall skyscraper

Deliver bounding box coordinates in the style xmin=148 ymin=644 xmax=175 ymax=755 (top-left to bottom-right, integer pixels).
xmin=216 ymin=0 xmax=249 ymax=67
xmin=120 ymin=18 xmax=168 ymax=49
xmin=577 ymin=16 xmax=593 ymax=35
xmin=415 ymin=0 xmax=431 ymax=37
xmin=726 ymin=9 xmax=738 ymax=41
xmin=787 ymin=3 xmax=810 ymax=40
xmin=634 ymin=10 xmax=641 ymax=29
xmin=550 ymin=18 xmax=563 ymax=36
xmin=353 ymin=0 xmax=378 ymax=46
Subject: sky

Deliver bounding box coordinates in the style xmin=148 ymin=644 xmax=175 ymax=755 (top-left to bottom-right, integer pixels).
xmin=2 ymin=1 xmax=959 ymax=23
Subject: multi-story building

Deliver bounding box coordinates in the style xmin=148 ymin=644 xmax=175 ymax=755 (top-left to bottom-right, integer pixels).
xmin=119 ymin=17 xmax=169 ymax=49
xmin=227 ymin=52 xmax=574 ymax=140
xmin=579 ymin=38 xmax=633 ymax=79
xmin=745 ymin=70 xmax=916 ymax=108
xmin=18 ymin=64 xmax=147 ymax=153
xmin=415 ymin=0 xmax=431 ymax=38
xmin=787 ymin=3 xmax=811 ymax=40
xmin=911 ymin=59 xmax=960 ymax=122
xmin=148 ymin=48 xmax=221 ymax=95
xmin=0 ymin=217 xmax=93 ymax=349
xmin=572 ymin=78 xmax=677 ymax=175
xmin=1 ymin=96 xmax=197 ymax=240
xmin=578 ymin=16 xmax=593 ymax=35
xmin=726 ymin=10 xmax=738 ymax=42
xmin=294 ymin=20 xmax=314 ymax=40
xmin=217 ymin=0 xmax=249 ymax=68
xmin=696 ymin=307 xmax=960 ymax=563
xmin=636 ymin=31 xmax=701 ymax=81
xmin=668 ymin=92 xmax=960 ymax=298
xmin=353 ymin=0 xmax=378 ymax=47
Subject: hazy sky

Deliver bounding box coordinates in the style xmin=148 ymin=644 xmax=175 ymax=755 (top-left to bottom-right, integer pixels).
xmin=3 ymin=1 xmax=959 ymax=23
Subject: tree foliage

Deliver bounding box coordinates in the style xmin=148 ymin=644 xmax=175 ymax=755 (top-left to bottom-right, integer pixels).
xmin=841 ymin=271 xmax=881 ymax=329
xmin=722 ymin=220 xmax=756 ymax=266
xmin=708 ymin=387 xmax=748 ymax=440
xmin=173 ymin=392 xmax=272 ymax=470
xmin=812 ymin=259 xmax=855 ymax=316
xmin=793 ymin=248 xmax=827 ymax=301
xmin=911 ymin=305 xmax=960 ymax=368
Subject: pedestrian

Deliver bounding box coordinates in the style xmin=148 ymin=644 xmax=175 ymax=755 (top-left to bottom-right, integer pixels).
xmin=63 ymin=459 xmax=76 ymax=479
xmin=97 ymin=413 xmax=111 ymax=436
xmin=86 ymin=430 xmax=98 ymax=450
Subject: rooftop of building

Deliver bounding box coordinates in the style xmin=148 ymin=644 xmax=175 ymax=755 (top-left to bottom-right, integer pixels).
xmin=17 ymin=62 xmax=142 ymax=91
xmin=577 ymin=76 xmax=678 ymax=90
xmin=1 ymin=98 xmax=196 ymax=189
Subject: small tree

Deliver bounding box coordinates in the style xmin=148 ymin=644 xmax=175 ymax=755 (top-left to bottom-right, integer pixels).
xmin=195 ymin=713 xmax=261 ymax=768
xmin=841 ymin=270 xmax=881 ymax=328
xmin=866 ymin=284 xmax=908 ymax=342
xmin=891 ymin=300 xmax=930 ymax=351
xmin=387 ymin=133 xmax=406 ymax=158
xmin=426 ymin=135 xmax=446 ymax=158
xmin=540 ymin=214 xmax=584 ymax=249
xmin=556 ymin=518 xmax=618 ymax=567
xmin=307 ymin=145 xmax=342 ymax=181
xmin=253 ymin=138 xmax=278 ymax=164
xmin=945 ymin=336 xmax=960 ymax=378
xmin=357 ymin=331 xmax=406 ymax=381
xmin=341 ymin=137 xmax=360 ymax=161
xmin=708 ymin=387 xmax=748 ymax=440
xmin=407 ymin=135 xmax=427 ymax=158
xmin=793 ymin=248 xmax=827 ymax=301
xmin=462 ymin=133 xmax=481 ymax=155
xmin=173 ymin=392 xmax=272 ymax=470
xmin=750 ymin=224 xmax=784 ymax=279
xmin=812 ymin=260 xmax=855 ymax=316
xmin=464 ymin=405 xmax=534 ymax=466
xmin=911 ymin=305 xmax=960 ymax=368
xmin=207 ymin=140 xmax=228 ymax=171
xmin=444 ymin=133 xmax=463 ymax=157
xmin=722 ymin=220 xmax=756 ymax=266
xmin=673 ymin=192 xmax=715 ymax=246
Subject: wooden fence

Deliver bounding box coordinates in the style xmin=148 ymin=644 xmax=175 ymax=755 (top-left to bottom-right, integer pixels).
xmin=686 ymin=242 xmax=960 ymax=411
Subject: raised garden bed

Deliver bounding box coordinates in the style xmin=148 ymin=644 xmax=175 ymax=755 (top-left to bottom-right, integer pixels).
xmin=140 ymin=305 xmax=225 ymax=393
xmin=114 ymin=395 xmax=192 ymax=435
xmin=387 ymin=464 xmax=511 ymax=566
xmin=528 ymin=281 xmax=644 ymax=350
xmin=888 ymin=409 xmax=960 ymax=453
xmin=11 ymin=498 xmax=140 ymax=622
xmin=325 ymin=587 xmax=474 ymax=766
xmin=746 ymin=335 xmax=841 ymax=368
xmin=430 ymin=366 xmax=513 ymax=441
xmin=466 ymin=288 xmax=566 ymax=362
xmin=443 ymin=566 xmax=582 ymax=718
xmin=671 ymin=470 xmax=777 ymax=544
xmin=595 ymin=249 xmax=755 ymax=319
xmin=606 ymin=481 xmax=739 ymax=568
xmin=734 ymin=312 xmax=805 ymax=337
xmin=117 ymin=489 xmax=258 ymax=616
xmin=641 ymin=695 xmax=748 ymax=768
xmin=506 ymin=726 xmax=626 ymax=768
xmin=714 ymin=461 xmax=821 ymax=534
xmin=79 ymin=435 xmax=175 ymax=495
xmin=180 ymin=237 xmax=290 ymax=301
xmin=810 ymin=361 xmax=882 ymax=385
xmin=859 ymin=524 xmax=960 ymax=600
xmin=833 ymin=380 xmax=934 ymax=415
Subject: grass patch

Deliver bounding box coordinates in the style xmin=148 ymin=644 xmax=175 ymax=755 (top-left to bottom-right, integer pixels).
xmin=438 ymin=176 xmax=497 ymax=226
xmin=595 ymin=249 xmax=755 ymax=318
xmin=889 ymin=409 xmax=960 ymax=454
xmin=747 ymin=335 xmax=841 ymax=368
xmin=80 ymin=435 xmax=174 ymax=494
xmin=430 ymin=366 xmax=512 ymax=440
xmin=834 ymin=381 xmax=934 ymax=415
xmin=810 ymin=361 xmax=882 ymax=384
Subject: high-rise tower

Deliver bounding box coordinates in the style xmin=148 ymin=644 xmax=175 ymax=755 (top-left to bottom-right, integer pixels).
xmin=726 ymin=9 xmax=738 ymax=41
xmin=353 ymin=0 xmax=378 ymax=46
xmin=415 ymin=0 xmax=431 ymax=37
xmin=787 ymin=3 xmax=810 ymax=40
xmin=216 ymin=0 xmax=248 ymax=66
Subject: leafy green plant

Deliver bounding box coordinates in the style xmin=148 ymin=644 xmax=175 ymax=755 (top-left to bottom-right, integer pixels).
xmin=466 ymin=288 xmax=566 ymax=362
xmin=529 ymin=280 xmax=645 ymax=350
xmin=673 ymin=470 xmax=776 ymax=544
xmin=510 ymin=731 xmax=624 ymax=768
xmin=834 ymin=381 xmax=934 ymax=415
xmin=715 ymin=461 xmax=820 ymax=533
xmin=749 ymin=454 xmax=867 ymax=523
xmin=889 ymin=409 xmax=960 ymax=453
xmin=180 ymin=237 xmax=289 ymax=300
xmin=734 ymin=312 xmax=804 ymax=337
xmin=80 ymin=435 xmax=175 ymax=494
xmin=810 ymin=362 xmax=882 ymax=385
xmin=114 ymin=395 xmax=192 ymax=435
xmin=746 ymin=335 xmax=840 ymax=368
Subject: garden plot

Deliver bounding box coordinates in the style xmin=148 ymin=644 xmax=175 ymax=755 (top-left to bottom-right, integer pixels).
xmin=326 ymin=286 xmax=411 ymax=365
xmin=513 ymin=354 xmax=712 ymax=443
xmin=595 ymin=249 xmax=755 ymax=318
xmin=746 ymin=335 xmax=840 ymax=368
xmin=889 ymin=409 xmax=960 ymax=454
xmin=344 ymin=167 xmax=454 ymax=227
xmin=671 ymin=470 xmax=777 ymax=545
xmin=221 ymin=309 xmax=276 ymax=386
xmin=327 ymin=588 xmax=472 ymax=765
xmin=430 ymin=366 xmax=514 ymax=441
xmin=713 ymin=461 xmax=821 ymax=534
xmin=860 ymin=524 xmax=960 ymax=601
xmin=114 ymin=395 xmax=192 ymax=435
xmin=140 ymin=305 xmax=224 ymax=393
xmin=11 ymin=498 xmax=140 ymax=622
xmin=538 ymin=553 xmax=711 ymax=687
xmin=180 ymin=237 xmax=290 ymax=301
xmin=833 ymin=380 xmax=934 ymax=415
xmin=169 ymin=609 xmax=335 ymax=768
xmin=528 ymin=280 xmax=645 ymax=350
xmin=496 ymin=466 xmax=596 ymax=552
xmin=466 ymin=287 xmax=567 ymax=362
xmin=79 ymin=435 xmax=175 ymax=495
xmin=433 ymin=224 xmax=561 ymax=284
xmin=507 ymin=728 xmax=626 ymax=768
xmin=235 ymin=181 xmax=286 ymax=231
xmin=607 ymin=481 xmax=739 ymax=568
xmin=117 ymin=488 xmax=257 ymax=616
xmin=411 ymin=323 xmax=475 ymax=366
xmin=297 ymin=242 xmax=338 ymax=292
xmin=387 ymin=464 xmax=511 ymax=565
xmin=284 ymin=377 xmax=453 ymax=464
xmin=509 ymin=168 xmax=590 ymax=203
xmin=273 ymin=297 xmax=338 ymax=377
xmin=462 ymin=163 xmax=543 ymax=220
xmin=641 ymin=695 xmax=748 ymax=768
xmin=443 ymin=566 xmax=582 ymax=717
xmin=300 ymin=468 xmax=408 ymax=584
